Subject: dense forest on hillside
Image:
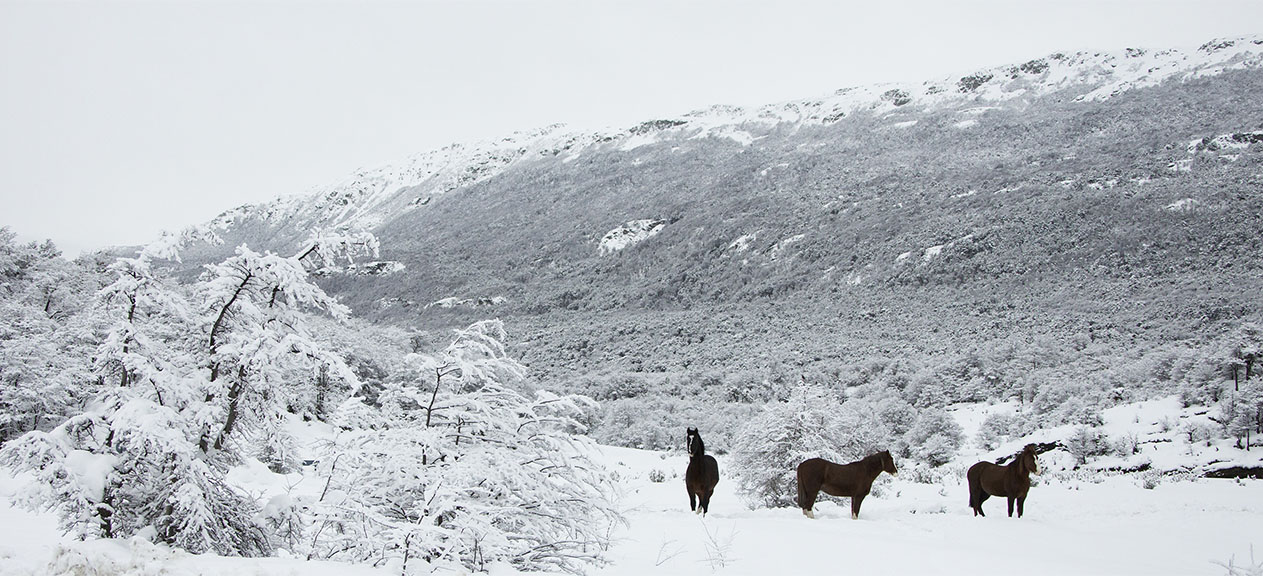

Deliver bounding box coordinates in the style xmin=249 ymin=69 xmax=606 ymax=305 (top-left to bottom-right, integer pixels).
xmin=161 ymin=68 xmax=1263 ymax=451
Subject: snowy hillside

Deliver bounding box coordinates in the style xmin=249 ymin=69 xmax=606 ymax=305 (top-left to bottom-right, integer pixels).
xmin=164 ymin=33 xmax=1263 ymax=400
xmin=6 ymin=32 xmax=1263 ymax=576
xmin=200 ymin=36 xmax=1263 ymax=241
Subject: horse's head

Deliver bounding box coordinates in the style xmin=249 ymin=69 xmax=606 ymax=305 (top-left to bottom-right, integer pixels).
xmin=686 ymin=427 xmax=703 ymax=457
xmin=879 ymin=450 xmax=898 ymax=476
xmin=1020 ymin=444 xmax=1040 ymax=475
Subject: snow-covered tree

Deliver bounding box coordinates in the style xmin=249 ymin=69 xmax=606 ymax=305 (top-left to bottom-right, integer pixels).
xmin=728 ymin=384 xmax=892 ymax=508
xmin=0 ymin=230 xmax=100 ymax=442
xmin=975 ymin=412 xmax=1015 ymax=450
xmin=1 ymin=231 xmax=374 ymax=556
xmin=1064 ymin=425 xmax=1112 ymax=465
xmin=309 ymin=320 xmax=620 ymax=574
xmin=904 ymin=408 xmax=965 ymax=466
xmin=1228 ymin=322 xmax=1263 ymax=389
xmin=1217 ymin=382 xmax=1263 ymax=450
xmin=92 ymin=234 xmax=195 ymax=402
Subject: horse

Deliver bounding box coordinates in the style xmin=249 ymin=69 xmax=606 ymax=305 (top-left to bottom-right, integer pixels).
xmin=797 ymin=450 xmax=897 ymax=519
xmin=685 ymin=427 xmax=720 ymax=516
xmin=967 ymin=443 xmax=1040 ymax=518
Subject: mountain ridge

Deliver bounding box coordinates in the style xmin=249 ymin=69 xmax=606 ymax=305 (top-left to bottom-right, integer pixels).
xmin=197 ymin=35 xmax=1263 ymax=247
xmin=169 ymin=35 xmax=1263 ymax=407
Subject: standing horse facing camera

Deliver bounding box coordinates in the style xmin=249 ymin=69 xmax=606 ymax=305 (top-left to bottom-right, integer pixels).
xmin=797 ymin=450 xmax=897 ymax=519
xmin=685 ymin=428 xmax=720 ymax=516
xmin=967 ymin=444 xmax=1040 ymax=518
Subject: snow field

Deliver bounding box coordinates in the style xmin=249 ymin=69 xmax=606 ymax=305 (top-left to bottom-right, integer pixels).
xmin=597 ymin=445 xmax=1263 ymax=576
xmin=3 ymin=397 xmax=1263 ymax=575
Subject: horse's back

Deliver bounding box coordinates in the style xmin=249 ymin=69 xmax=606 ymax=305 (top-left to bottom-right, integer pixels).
xmin=968 ymin=461 xmax=1011 ymax=496
xmin=797 ymin=458 xmax=828 ymax=475
xmin=967 ymin=460 xmax=995 ymax=481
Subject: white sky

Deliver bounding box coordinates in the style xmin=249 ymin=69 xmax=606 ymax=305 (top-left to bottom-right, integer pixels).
xmin=2 ymin=0 xmax=1260 ymax=256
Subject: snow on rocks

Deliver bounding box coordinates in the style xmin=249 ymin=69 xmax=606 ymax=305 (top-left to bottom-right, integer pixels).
xmin=426 ymin=295 xmax=507 ymax=309
xmin=1165 ymin=198 xmax=1200 ymax=212
xmin=599 ymin=219 xmax=667 ymax=254
xmin=312 ymin=260 xmax=405 ymax=277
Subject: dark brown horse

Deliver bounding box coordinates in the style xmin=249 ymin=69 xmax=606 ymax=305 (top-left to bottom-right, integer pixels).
xmin=685 ymin=427 xmax=720 ymax=516
xmin=967 ymin=444 xmax=1039 ymax=517
xmin=797 ymin=450 xmax=897 ymax=519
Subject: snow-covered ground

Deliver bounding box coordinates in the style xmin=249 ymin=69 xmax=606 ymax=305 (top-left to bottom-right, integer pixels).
xmin=3 ymin=398 xmax=1263 ymax=576
xmin=597 ymin=446 xmax=1263 ymax=576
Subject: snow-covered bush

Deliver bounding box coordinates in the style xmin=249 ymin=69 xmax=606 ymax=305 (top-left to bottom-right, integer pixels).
xmin=975 ymin=412 xmax=1015 ymax=450
xmin=1114 ymin=432 xmax=1141 ymax=456
xmin=1033 ymin=382 xmax=1105 ymax=427
xmin=308 ymin=321 xmax=620 ymax=574
xmin=1182 ymin=421 xmax=1217 ymax=446
xmin=904 ymin=409 xmax=964 ymax=466
xmin=0 ymin=397 xmax=272 ymax=556
xmin=1064 ymin=425 xmax=1112 ymax=465
xmin=1216 ymin=382 xmax=1263 ymax=449
xmin=728 ymin=385 xmax=892 ymax=508
xmin=593 ymin=395 xmax=756 ymax=452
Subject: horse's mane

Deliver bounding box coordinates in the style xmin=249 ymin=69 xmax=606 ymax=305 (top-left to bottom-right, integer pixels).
xmin=1013 ymin=445 xmax=1037 ymax=472
xmin=861 ymin=450 xmax=889 ymax=466
xmin=688 ymin=429 xmax=706 ymax=458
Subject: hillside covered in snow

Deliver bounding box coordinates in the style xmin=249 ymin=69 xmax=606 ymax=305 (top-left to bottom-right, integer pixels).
xmin=168 ymin=37 xmax=1263 ymax=433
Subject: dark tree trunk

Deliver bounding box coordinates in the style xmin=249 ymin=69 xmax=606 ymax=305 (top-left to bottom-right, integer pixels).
xmin=212 ymin=367 xmax=247 ymax=451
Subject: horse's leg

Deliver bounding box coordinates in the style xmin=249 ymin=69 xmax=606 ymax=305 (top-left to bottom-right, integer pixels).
xmin=851 ymin=491 xmax=867 ymax=520
xmin=968 ymin=475 xmax=983 ymax=516
xmin=688 ymin=487 xmax=697 ymax=513
xmin=700 ymin=488 xmax=714 ymax=516
xmin=1017 ymin=496 xmax=1025 ymax=518
xmin=799 ymin=482 xmax=820 ymax=518
xmin=1007 ymin=496 xmax=1015 ymax=517
xmin=973 ymin=491 xmax=989 ymax=516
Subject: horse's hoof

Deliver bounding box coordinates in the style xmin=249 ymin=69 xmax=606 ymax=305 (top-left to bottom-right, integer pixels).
xmin=803 ymin=509 xmax=814 ymax=519
xmin=851 ymin=513 xmax=858 ymax=520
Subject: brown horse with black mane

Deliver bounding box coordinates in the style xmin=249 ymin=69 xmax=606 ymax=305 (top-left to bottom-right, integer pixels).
xmin=685 ymin=428 xmax=720 ymax=516
xmin=797 ymin=450 xmax=897 ymax=519
xmin=967 ymin=443 xmax=1039 ymax=518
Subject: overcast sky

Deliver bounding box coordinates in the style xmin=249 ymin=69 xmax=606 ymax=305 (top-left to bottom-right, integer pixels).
xmin=2 ymin=1 xmax=1260 ymax=256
